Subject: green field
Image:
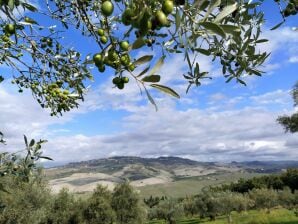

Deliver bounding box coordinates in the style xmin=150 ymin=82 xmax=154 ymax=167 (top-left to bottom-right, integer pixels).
xmin=148 ymin=208 xmax=298 ymax=224
xmin=138 ymin=172 xmax=264 ymax=198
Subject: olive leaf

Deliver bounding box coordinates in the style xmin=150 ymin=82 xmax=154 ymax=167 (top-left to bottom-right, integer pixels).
xmin=151 ymin=84 xmax=180 ymax=98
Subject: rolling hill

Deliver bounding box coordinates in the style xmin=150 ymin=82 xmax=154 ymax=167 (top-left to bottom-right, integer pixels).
xmin=45 ymin=156 xmax=298 ymax=197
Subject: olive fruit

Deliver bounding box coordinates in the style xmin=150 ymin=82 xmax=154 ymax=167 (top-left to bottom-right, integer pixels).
xmin=4 ymin=24 xmax=16 ymax=35
xmin=97 ymin=28 xmax=105 ymax=36
xmin=155 ymin=11 xmax=168 ymax=27
xmin=128 ymin=63 xmax=135 ymax=71
xmin=122 ymin=76 xmax=129 ymax=83
xmin=162 ymin=0 xmax=174 ymax=15
xmin=98 ymin=64 xmax=106 ymax=72
xmin=101 ymin=1 xmax=114 ymax=16
xmin=120 ymin=41 xmax=130 ymax=51
xmin=112 ymin=77 xmax=121 ymax=84
xmin=116 ymin=82 xmax=125 ymax=89
xmin=100 ymin=36 xmax=108 ymax=44
xmin=93 ymin=53 xmax=103 ymax=64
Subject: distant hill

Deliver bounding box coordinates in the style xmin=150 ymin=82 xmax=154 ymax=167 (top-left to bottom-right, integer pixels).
xmin=45 ymin=156 xmax=298 ymax=197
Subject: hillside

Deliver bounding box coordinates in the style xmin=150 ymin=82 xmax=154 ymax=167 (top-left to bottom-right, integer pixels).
xmin=45 ymin=157 xmax=298 ymax=197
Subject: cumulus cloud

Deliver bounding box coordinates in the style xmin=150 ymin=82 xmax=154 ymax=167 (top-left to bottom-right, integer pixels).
xmin=42 ymin=103 xmax=298 ymax=163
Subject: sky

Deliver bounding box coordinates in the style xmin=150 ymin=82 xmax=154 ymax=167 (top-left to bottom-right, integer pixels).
xmin=0 ymin=1 xmax=297 ymax=165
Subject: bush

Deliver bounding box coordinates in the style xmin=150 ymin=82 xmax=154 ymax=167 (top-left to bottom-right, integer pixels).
xmin=83 ymin=185 xmax=115 ymax=224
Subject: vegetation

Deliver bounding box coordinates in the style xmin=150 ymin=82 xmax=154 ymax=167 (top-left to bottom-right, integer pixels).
xmin=1 ymin=0 xmax=298 ymax=166
xmin=0 ymin=1 xmax=297 ymax=223
xmin=1 ymin=153 xmax=298 ymax=224
xmin=211 ymin=169 xmax=298 ymax=193
xmin=278 ymin=81 xmax=298 ymax=133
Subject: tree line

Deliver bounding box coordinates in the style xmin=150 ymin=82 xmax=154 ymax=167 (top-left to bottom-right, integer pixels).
xmin=1 ymin=168 xmax=298 ymax=224
xmin=210 ymin=169 xmax=298 ymax=193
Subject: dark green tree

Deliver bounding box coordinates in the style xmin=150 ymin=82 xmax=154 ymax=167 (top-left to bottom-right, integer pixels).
xmin=152 ymin=198 xmax=184 ymax=224
xmin=83 ymin=185 xmax=115 ymax=224
xmin=278 ymin=81 xmax=298 ymax=133
xmin=111 ymin=181 xmax=146 ymax=224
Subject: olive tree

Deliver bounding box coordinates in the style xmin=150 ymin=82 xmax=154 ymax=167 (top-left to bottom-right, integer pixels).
xmin=278 ymin=81 xmax=298 ymax=133
xmin=83 ymin=185 xmax=115 ymax=224
xmin=111 ymin=181 xmax=146 ymax=224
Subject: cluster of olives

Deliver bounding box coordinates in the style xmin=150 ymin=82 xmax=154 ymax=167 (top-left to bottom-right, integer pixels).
xmin=121 ymin=0 xmax=175 ymax=37
xmin=283 ymin=0 xmax=298 ymax=17
xmin=42 ymin=83 xmax=70 ymax=107
xmin=93 ymin=40 xmax=133 ymax=69
xmin=40 ymin=37 xmax=53 ymax=48
xmin=112 ymin=76 xmax=129 ymax=89
xmin=93 ymin=38 xmax=135 ymax=89
xmin=1 ymin=24 xmax=15 ymax=45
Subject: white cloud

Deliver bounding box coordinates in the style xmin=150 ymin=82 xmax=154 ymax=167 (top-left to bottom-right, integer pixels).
xmin=42 ymin=104 xmax=298 ymax=163
xmin=289 ymin=56 xmax=298 ymax=63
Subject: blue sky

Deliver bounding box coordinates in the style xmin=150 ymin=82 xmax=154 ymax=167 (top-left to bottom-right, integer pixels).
xmin=0 ymin=1 xmax=297 ymax=164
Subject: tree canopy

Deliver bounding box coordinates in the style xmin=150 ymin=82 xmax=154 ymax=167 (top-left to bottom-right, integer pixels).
xmin=277 ymin=81 xmax=298 ymax=133
xmin=0 ymin=0 xmax=297 ymax=114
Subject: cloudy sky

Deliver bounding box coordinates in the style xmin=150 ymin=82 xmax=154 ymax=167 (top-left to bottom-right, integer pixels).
xmin=0 ymin=2 xmax=297 ymax=164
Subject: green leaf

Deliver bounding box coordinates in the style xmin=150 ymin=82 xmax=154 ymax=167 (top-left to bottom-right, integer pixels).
xmin=200 ymin=22 xmax=226 ymax=38
xmin=24 ymin=17 xmax=39 ymax=25
xmin=148 ymin=56 xmax=166 ymax=76
xmin=22 ymin=3 xmax=38 ymax=12
xmin=221 ymin=25 xmax=241 ymax=35
xmin=0 ymin=76 xmax=4 ymax=83
xmin=39 ymin=156 xmax=53 ymax=161
xmin=237 ymin=79 xmax=247 ymax=86
xmin=195 ymin=48 xmax=211 ymax=56
xmin=255 ymin=39 xmax=268 ymax=43
xmin=175 ymin=10 xmax=181 ymax=34
xmin=137 ymin=66 xmax=150 ymax=77
xmin=214 ymin=3 xmax=238 ymax=22
xmin=142 ymin=75 xmax=161 ymax=83
xmin=131 ymin=38 xmax=146 ymax=50
xmin=151 ymin=84 xmax=180 ymax=98
xmin=204 ymin=0 xmax=221 ymax=19
xmin=24 ymin=135 xmax=28 ymax=147
xmin=271 ymin=21 xmax=284 ymax=31
xmin=134 ymin=55 xmax=153 ymax=66
xmin=144 ymin=87 xmax=157 ymax=111
xmin=29 ymin=139 xmax=35 ymax=147
xmin=8 ymin=0 xmax=14 ymax=11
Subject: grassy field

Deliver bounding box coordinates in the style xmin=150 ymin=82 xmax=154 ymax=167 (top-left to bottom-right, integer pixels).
xmin=148 ymin=208 xmax=298 ymax=224
xmin=138 ymin=172 xmax=263 ymax=198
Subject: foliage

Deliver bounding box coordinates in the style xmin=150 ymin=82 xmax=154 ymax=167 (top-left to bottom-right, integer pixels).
xmin=182 ymin=196 xmax=199 ymax=217
xmin=277 ymin=81 xmax=298 ymax=133
xmin=212 ymin=169 xmax=298 ymax=193
xmin=144 ymin=195 xmax=164 ymax=208
xmin=45 ymin=188 xmax=84 ymax=224
xmin=83 ymin=185 xmax=115 ymax=224
xmin=0 ymin=0 xmax=296 ymax=114
xmin=0 ymin=135 xmax=51 ymax=193
xmin=0 ymin=176 xmax=52 ymax=224
xmin=111 ymin=181 xmax=146 ymax=224
xmin=149 ymin=198 xmax=184 ymax=224
xmin=248 ymin=188 xmax=278 ymax=210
